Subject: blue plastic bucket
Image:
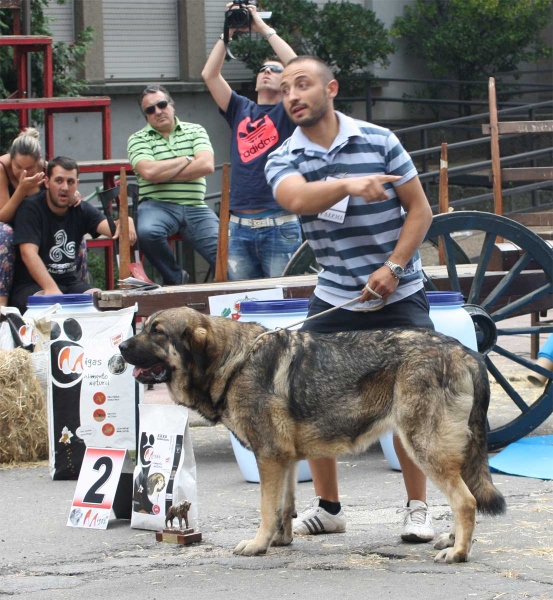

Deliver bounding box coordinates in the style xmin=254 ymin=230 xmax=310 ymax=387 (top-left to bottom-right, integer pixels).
xmin=238 ymin=298 xmax=309 ymax=330
xmin=25 ymin=293 xmax=98 ymax=318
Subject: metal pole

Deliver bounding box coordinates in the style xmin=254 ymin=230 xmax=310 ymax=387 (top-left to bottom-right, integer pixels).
xmin=23 ymin=0 xmax=31 ymax=99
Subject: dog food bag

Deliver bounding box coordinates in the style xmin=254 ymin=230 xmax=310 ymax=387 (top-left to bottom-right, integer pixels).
xmin=131 ymin=404 xmax=198 ymax=531
xmin=47 ymin=305 xmax=141 ymax=480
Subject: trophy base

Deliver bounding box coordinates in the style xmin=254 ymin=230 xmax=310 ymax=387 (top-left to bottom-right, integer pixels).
xmin=155 ymin=528 xmax=202 ymax=545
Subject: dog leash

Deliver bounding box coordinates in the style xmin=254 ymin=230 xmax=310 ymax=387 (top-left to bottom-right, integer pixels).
xmin=249 ymin=284 xmax=386 ymax=348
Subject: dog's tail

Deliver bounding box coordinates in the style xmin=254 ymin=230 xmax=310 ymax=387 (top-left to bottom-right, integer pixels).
xmin=461 ymin=356 xmax=507 ymax=516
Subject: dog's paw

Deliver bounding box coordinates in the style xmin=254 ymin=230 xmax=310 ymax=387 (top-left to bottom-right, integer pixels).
xmin=434 ymin=533 xmax=455 ymax=550
xmin=271 ymin=533 xmax=293 ymax=547
xmin=434 ymin=548 xmax=469 ymax=564
xmin=233 ymin=539 xmax=268 ymax=556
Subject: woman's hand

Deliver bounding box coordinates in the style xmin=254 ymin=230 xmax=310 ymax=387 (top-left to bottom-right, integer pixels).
xmin=70 ymin=190 xmax=82 ymax=207
xmin=17 ymin=170 xmax=45 ymax=196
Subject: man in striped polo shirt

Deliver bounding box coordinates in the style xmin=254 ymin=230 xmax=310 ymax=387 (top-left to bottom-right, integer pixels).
xmin=128 ymin=85 xmax=219 ymax=285
xmin=265 ymin=56 xmax=436 ymax=543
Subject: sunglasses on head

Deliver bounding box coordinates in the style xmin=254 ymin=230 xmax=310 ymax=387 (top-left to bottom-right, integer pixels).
xmin=259 ymin=64 xmax=283 ymax=74
xmin=144 ymin=100 xmax=170 ymax=115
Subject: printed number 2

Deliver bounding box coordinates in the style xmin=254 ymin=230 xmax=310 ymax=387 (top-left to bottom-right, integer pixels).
xmin=83 ymin=456 xmax=113 ymax=504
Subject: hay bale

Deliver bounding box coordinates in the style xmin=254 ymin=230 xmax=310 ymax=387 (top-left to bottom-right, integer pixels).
xmin=0 ymin=348 xmax=48 ymax=463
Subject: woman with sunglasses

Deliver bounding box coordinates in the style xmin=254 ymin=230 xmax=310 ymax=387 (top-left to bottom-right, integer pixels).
xmin=202 ymin=3 xmax=302 ymax=281
xmin=0 ymin=128 xmax=88 ymax=308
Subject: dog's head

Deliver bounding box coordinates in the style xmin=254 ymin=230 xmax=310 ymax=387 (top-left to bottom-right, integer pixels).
xmin=120 ymin=307 xmax=266 ymax=421
xmin=119 ymin=308 xmax=214 ymax=386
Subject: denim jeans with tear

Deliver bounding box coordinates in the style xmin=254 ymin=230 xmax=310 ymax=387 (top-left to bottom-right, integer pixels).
xmin=227 ymin=212 xmax=302 ymax=281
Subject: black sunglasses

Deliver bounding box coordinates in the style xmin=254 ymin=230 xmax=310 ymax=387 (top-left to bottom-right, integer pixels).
xmin=144 ymin=100 xmax=170 ymax=115
xmin=259 ymin=64 xmax=283 ymax=74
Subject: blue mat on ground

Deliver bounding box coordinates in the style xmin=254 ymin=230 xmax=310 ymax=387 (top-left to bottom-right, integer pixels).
xmin=489 ymin=435 xmax=553 ymax=480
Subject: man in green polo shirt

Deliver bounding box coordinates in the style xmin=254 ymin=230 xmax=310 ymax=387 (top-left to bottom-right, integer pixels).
xmin=127 ymin=84 xmax=219 ymax=285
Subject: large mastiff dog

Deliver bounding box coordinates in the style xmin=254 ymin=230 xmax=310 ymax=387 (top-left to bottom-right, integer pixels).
xmin=119 ymin=307 xmax=506 ymax=563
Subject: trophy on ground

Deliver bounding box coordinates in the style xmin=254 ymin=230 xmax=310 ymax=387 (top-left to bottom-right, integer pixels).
xmin=156 ymin=500 xmax=202 ymax=545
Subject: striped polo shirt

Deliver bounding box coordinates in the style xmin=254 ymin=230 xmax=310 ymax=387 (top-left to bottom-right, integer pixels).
xmin=265 ymin=111 xmax=425 ymax=309
xmin=127 ymin=117 xmax=213 ymax=206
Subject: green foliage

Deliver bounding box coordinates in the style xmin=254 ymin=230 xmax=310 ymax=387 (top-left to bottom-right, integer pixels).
xmin=391 ymin=0 xmax=552 ymax=106
xmin=229 ymin=0 xmax=395 ymax=87
xmin=0 ymin=0 xmax=94 ymax=153
xmin=86 ymin=248 xmax=106 ymax=290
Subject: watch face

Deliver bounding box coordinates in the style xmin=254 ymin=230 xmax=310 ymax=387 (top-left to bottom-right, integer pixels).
xmin=386 ymin=261 xmax=403 ymax=277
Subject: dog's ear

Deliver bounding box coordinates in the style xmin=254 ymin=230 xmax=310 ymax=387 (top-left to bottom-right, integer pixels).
xmin=190 ymin=327 xmax=207 ymax=353
xmin=188 ymin=326 xmax=209 ymax=374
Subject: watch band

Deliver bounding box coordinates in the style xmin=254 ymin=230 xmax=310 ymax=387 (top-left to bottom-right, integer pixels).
xmin=264 ymin=28 xmax=277 ymax=39
xmin=384 ymin=260 xmax=404 ymax=279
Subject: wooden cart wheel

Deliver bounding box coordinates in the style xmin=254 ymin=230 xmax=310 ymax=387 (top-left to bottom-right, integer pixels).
xmin=283 ymin=212 xmax=553 ymax=450
xmin=282 ymin=240 xmax=320 ymax=276
xmin=424 ymin=211 xmax=553 ymax=451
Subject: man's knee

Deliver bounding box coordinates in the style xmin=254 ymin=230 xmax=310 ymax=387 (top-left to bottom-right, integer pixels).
xmin=137 ymin=221 xmax=168 ymax=244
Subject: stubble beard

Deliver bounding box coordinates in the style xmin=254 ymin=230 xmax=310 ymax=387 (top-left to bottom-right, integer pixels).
xmin=290 ymin=95 xmax=329 ymax=128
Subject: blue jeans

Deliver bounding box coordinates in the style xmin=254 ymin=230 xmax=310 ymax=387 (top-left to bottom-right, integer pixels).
xmin=137 ymin=200 xmax=219 ymax=285
xmin=227 ymin=212 xmax=302 ymax=281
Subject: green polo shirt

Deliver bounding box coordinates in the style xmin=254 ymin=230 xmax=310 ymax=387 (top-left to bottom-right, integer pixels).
xmin=127 ymin=117 xmax=213 ymax=205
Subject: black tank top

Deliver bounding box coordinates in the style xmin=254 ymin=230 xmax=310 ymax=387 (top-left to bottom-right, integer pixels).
xmin=0 ymin=161 xmax=16 ymax=196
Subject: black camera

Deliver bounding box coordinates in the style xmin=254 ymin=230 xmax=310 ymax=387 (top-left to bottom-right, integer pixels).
xmin=224 ymin=0 xmax=258 ymax=31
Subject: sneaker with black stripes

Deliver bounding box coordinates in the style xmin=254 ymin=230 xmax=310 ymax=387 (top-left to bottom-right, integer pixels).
xmin=292 ymin=496 xmax=346 ymax=536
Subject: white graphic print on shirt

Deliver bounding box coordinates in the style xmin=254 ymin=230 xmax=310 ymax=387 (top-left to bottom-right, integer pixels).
xmin=48 ymin=230 xmax=77 ymax=275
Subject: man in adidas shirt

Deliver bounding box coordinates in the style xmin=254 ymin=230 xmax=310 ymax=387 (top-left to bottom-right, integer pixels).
xmin=202 ymin=3 xmax=301 ymax=280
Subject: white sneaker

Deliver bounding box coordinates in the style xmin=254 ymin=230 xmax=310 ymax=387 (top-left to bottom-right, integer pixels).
xmin=399 ymin=500 xmax=435 ymax=542
xmin=293 ymin=497 xmax=346 ymax=535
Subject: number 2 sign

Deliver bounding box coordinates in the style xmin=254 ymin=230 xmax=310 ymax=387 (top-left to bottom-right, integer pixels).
xmin=67 ymin=447 xmax=133 ymax=529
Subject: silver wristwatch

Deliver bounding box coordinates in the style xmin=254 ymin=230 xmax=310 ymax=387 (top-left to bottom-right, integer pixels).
xmin=264 ymin=28 xmax=277 ymax=39
xmin=384 ymin=260 xmax=404 ymax=279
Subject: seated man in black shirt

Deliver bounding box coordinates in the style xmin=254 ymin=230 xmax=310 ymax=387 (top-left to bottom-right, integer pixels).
xmin=10 ymin=156 xmax=137 ymax=313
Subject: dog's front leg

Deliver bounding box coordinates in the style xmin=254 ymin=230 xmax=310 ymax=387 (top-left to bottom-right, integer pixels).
xmin=271 ymin=462 xmax=296 ymax=547
xmin=234 ymin=458 xmax=290 ymax=556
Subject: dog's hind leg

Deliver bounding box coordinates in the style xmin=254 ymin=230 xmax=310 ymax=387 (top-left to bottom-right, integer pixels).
xmin=395 ymin=429 xmax=474 ymax=562
xmin=234 ymin=458 xmax=292 ymax=556
xmin=431 ymin=473 xmax=476 ymax=563
xmin=272 ymin=462 xmax=296 ymax=547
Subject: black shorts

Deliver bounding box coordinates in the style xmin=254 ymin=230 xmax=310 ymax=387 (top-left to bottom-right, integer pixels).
xmin=10 ymin=281 xmax=92 ymax=314
xmin=300 ymin=288 xmax=434 ymax=334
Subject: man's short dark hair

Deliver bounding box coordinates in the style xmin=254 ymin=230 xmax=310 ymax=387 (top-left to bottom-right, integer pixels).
xmin=47 ymin=156 xmax=79 ymax=178
xmin=286 ymin=56 xmax=335 ymax=85
xmin=264 ymin=56 xmax=284 ymax=67
xmin=139 ymin=84 xmax=174 ymax=111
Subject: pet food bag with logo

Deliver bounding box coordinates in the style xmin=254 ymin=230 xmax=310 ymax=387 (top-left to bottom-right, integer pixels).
xmin=131 ymin=404 xmax=198 ymax=531
xmin=48 ymin=305 xmax=141 ymax=480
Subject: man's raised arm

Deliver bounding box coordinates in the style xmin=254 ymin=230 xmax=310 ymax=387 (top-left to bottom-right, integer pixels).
xmin=202 ymin=4 xmax=297 ymax=112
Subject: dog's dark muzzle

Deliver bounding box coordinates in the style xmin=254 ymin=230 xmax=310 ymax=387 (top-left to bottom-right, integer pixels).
xmin=119 ymin=339 xmax=170 ymax=384
xmin=131 ymin=364 xmax=169 ymax=384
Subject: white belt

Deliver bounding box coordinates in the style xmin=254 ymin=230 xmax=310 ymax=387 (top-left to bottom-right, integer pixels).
xmin=229 ymin=214 xmax=299 ymax=229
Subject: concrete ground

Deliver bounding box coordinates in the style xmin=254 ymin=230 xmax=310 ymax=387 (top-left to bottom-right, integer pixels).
xmin=0 ymin=314 xmax=551 ymax=599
